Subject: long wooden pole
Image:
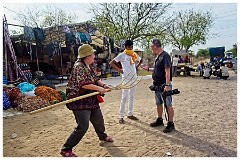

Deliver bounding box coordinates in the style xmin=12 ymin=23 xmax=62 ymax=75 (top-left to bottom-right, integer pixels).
xmin=30 ymin=89 xmax=111 ymax=114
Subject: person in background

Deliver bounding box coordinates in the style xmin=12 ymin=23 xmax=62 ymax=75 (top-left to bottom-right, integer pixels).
xmin=60 ymin=44 xmax=113 ymax=157
xmin=172 ymin=55 xmax=179 ymax=77
xmin=141 ymin=38 xmax=175 ymax=133
xmin=197 ymin=61 xmax=204 ymax=76
xmin=178 ymin=56 xmax=184 ymax=63
xmin=210 ymin=57 xmax=214 ymax=62
xmin=109 ymin=40 xmax=142 ymax=124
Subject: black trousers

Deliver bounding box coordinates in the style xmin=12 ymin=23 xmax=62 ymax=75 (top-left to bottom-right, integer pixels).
xmin=62 ymin=108 xmax=107 ymax=151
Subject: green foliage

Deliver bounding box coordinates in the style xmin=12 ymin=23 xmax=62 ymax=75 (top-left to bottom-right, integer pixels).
xmin=166 ymin=9 xmax=214 ymax=52
xmin=196 ymin=49 xmax=209 ymax=58
xmin=226 ymin=44 xmax=237 ymax=57
xmin=90 ymin=3 xmax=172 ymax=44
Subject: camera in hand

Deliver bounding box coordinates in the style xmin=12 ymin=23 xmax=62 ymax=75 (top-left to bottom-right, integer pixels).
xmin=149 ymin=85 xmax=164 ymax=92
xmin=149 ymin=84 xmax=180 ymax=98
xmin=149 ymin=85 xmax=156 ymax=91
xmin=162 ymin=89 xmax=180 ymax=98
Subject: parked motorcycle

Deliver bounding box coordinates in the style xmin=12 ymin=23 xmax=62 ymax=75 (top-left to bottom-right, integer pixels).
xmin=203 ymin=60 xmax=229 ymax=80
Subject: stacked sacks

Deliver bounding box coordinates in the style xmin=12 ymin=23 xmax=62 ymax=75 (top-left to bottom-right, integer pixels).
xmin=34 ymin=86 xmax=62 ymax=104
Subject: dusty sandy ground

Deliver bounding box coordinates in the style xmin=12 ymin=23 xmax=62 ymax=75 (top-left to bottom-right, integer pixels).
xmin=3 ymin=70 xmax=237 ymax=157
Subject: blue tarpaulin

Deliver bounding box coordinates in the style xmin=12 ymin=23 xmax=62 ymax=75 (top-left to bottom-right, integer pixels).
xmin=209 ymin=47 xmax=225 ymax=57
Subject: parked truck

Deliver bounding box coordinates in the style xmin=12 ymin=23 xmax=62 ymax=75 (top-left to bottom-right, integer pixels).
xmin=209 ymin=46 xmax=225 ymax=59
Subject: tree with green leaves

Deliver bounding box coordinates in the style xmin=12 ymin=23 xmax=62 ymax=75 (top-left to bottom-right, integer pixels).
xmin=196 ymin=49 xmax=209 ymax=58
xmin=166 ymin=9 xmax=214 ymax=52
xmin=90 ymin=3 xmax=172 ymax=44
xmin=226 ymin=43 xmax=237 ymax=57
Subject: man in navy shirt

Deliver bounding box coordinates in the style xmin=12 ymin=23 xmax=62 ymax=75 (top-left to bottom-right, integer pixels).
xmin=141 ymin=38 xmax=175 ymax=133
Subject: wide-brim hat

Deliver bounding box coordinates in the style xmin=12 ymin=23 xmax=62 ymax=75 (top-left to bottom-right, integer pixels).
xmin=77 ymin=44 xmax=96 ymax=58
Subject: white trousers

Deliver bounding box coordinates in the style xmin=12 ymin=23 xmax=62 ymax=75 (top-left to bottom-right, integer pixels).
xmin=119 ymin=86 xmax=136 ymax=118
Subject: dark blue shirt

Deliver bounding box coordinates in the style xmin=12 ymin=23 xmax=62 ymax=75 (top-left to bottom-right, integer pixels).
xmin=152 ymin=51 xmax=172 ymax=84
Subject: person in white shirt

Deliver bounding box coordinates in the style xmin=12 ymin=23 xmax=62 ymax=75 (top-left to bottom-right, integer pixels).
xmin=172 ymin=55 xmax=179 ymax=77
xmin=109 ymin=40 xmax=142 ymax=124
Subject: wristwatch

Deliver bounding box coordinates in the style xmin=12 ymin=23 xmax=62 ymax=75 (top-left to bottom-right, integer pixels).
xmin=165 ymin=84 xmax=170 ymax=86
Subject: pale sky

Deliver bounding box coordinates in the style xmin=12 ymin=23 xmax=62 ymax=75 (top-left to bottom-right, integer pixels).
xmin=2 ymin=1 xmax=238 ymax=54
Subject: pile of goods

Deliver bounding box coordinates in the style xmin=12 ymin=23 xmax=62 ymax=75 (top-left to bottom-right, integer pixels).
xmin=3 ymin=82 xmax=65 ymax=112
xmin=17 ymin=96 xmax=50 ymax=112
xmin=35 ymin=86 xmax=62 ymax=104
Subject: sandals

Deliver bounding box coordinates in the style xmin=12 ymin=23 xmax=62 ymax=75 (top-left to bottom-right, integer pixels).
xmin=60 ymin=150 xmax=77 ymax=157
xmin=119 ymin=118 xmax=125 ymax=124
xmin=119 ymin=116 xmax=138 ymax=124
xmin=127 ymin=115 xmax=139 ymax=120
xmin=102 ymin=136 xmax=114 ymax=142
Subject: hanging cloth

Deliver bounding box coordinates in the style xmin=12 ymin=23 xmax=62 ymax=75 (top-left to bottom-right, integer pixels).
xmin=3 ymin=18 xmax=28 ymax=82
xmin=46 ymin=41 xmax=60 ymax=57
xmin=65 ymin=32 xmax=72 ymax=45
xmin=46 ymin=43 xmax=54 ymax=57
xmin=103 ymin=36 xmax=108 ymax=46
xmin=24 ymin=26 xmax=35 ymax=41
xmin=88 ymin=29 xmax=97 ymax=36
xmin=33 ymin=27 xmax=45 ymax=46
xmin=65 ymin=32 xmax=79 ymax=45
xmin=24 ymin=26 xmax=35 ymax=60
xmin=75 ymin=32 xmax=81 ymax=45
xmin=79 ymin=32 xmax=87 ymax=43
xmin=25 ymin=43 xmax=33 ymax=60
xmin=52 ymin=41 xmax=60 ymax=56
xmin=119 ymin=39 xmax=125 ymax=50
xmin=109 ymin=38 xmax=115 ymax=53
xmin=63 ymin=25 xmax=70 ymax=33
xmin=85 ymin=33 xmax=92 ymax=43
